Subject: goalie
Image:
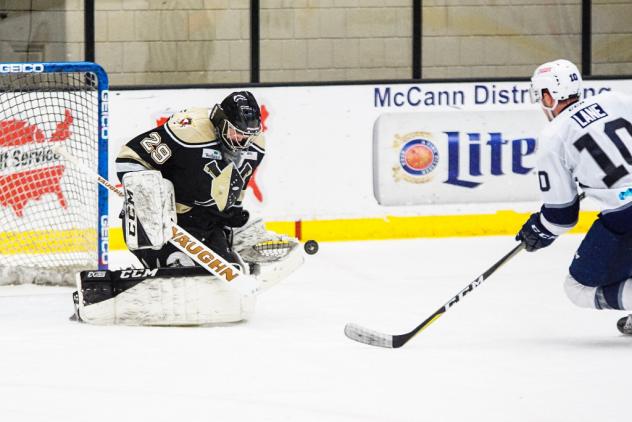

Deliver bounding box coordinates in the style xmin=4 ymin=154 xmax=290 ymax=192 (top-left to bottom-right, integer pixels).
xmin=73 ymin=91 xmax=303 ymax=326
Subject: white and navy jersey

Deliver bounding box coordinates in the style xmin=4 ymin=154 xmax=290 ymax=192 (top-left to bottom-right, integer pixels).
xmin=536 ymin=91 xmax=632 ymax=235
xmin=115 ymin=107 xmax=265 ymax=229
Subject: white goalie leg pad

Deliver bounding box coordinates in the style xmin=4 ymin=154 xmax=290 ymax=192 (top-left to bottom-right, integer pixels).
xmin=76 ymin=269 xmax=255 ymax=326
xmin=233 ymin=218 xmax=304 ymax=290
xmin=122 ymin=170 xmax=176 ymax=250
xmin=564 ymin=274 xmax=598 ymax=309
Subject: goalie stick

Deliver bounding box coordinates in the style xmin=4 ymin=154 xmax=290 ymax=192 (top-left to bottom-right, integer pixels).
xmin=54 ymin=146 xmax=257 ymax=294
xmin=344 ymin=242 xmax=525 ymax=348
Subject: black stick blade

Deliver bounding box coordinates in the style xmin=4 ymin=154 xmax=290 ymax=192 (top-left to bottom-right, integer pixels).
xmin=344 ymin=323 xmax=394 ymax=348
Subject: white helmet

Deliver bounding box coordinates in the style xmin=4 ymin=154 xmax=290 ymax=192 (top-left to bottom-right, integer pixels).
xmin=529 ymin=59 xmax=582 ymax=105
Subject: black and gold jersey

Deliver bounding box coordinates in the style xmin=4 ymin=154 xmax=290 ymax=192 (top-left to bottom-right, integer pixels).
xmin=115 ymin=107 xmax=265 ymax=228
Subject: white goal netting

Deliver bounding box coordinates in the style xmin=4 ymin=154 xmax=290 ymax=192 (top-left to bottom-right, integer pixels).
xmin=0 ymin=65 xmax=106 ymax=285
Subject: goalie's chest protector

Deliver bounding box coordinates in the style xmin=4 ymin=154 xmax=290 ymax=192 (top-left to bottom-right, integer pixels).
xmin=131 ymin=108 xmax=265 ymax=212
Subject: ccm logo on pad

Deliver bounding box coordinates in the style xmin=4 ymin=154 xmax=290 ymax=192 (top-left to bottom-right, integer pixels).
xmin=120 ymin=269 xmax=159 ymax=279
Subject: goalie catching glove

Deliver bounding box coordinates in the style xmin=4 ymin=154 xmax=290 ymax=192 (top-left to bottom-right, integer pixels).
xmin=122 ymin=170 xmax=177 ymax=251
xmin=233 ymin=218 xmax=305 ymax=290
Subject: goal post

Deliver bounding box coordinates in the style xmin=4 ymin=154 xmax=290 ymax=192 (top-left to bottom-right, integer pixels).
xmin=0 ymin=62 xmax=109 ymax=285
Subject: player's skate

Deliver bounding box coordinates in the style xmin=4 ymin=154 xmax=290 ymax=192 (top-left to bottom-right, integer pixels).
xmin=616 ymin=314 xmax=632 ymax=335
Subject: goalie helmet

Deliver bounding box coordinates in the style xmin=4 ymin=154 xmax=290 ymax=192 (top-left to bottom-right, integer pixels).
xmin=529 ymin=59 xmax=582 ymax=105
xmin=210 ymin=91 xmax=262 ymax=151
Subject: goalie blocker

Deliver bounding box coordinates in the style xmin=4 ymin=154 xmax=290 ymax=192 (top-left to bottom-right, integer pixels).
xmin=122 ymin=170 xmax=176 ymax=251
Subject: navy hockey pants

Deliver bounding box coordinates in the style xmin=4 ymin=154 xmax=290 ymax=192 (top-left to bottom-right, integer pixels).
xmin=569 ymin=218 xmax=632 ymax=288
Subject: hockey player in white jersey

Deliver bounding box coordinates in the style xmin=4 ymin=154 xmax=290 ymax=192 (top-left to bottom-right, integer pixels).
xmin=516 ymin=59 xmax=632 ymax=334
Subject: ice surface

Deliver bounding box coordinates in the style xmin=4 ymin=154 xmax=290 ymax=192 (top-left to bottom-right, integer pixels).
xmin=1 ymin=235 xmax=630 ymax=422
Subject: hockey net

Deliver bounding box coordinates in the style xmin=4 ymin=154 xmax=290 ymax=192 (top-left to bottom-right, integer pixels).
xmin=0 ymin=63 xmax=108 ymax=285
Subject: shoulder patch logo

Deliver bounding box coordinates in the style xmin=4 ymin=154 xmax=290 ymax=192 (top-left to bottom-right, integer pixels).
xmin=176 ymin=117 xmax=192 ymax=127
xmin=202 ymin=148 xmax=222 ymax=160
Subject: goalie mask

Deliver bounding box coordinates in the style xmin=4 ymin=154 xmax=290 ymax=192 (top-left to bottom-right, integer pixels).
xmin=210 ymin=91 xmax=262 ymax=151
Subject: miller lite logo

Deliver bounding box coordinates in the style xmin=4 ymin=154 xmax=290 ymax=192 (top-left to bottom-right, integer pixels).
xmin=0 ymin=110 xmax=73 ymax=216
xmin=392 ymin=132 xmax=439 ymax=184
xmin=373 ymin=110 xmax=544 ymax=206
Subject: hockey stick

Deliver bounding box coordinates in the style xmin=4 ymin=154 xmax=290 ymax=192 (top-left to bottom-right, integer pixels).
xmin=344 ymin=242 xmax=525 ymax=348
xmin=346 ymin=193 xmax=587 ymax=348
xmin=53 ymin=146 xmax=258 ymax=295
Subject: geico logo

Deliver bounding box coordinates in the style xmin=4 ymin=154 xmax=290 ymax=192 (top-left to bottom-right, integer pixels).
xmin=0 ymin=63 xmax=45 ymax=73
xmin=100 ymin=215 xmax=109 ymax=237
xmin=99 ymin=215 xmax=109 ymax=265
xmin=100 ymin=90 xmax=109 ymax=139
xmin=100 ymin=240 xmax=109 ymax=266
xmin=100 ymin=115 xmax=109 ymax=139
xmin=120 ymin=268 xmax=159 ymax=278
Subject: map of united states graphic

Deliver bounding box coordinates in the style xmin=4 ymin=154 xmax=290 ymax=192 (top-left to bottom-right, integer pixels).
xmin=0 ymin=110 xmax=73 ymax=217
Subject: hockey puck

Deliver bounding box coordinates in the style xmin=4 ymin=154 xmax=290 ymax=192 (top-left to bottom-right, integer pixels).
xmin=304 ymin=240 xmax=319 ymax=255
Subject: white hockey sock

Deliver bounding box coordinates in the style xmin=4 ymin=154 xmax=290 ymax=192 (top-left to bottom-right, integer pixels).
xmin=620 ymin=278 xmax=632 ymax=310
xmin=564 ymin=274 xmax=632 ymax=310
xmin=564 ymin=275 xmax=598 ymax=309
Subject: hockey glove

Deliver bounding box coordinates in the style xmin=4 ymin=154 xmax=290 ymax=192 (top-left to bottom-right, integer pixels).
xmin=224 ymin=207 xmax=250 ymax=228
xmin=516 ymin=212 xmax=558 ymax=252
